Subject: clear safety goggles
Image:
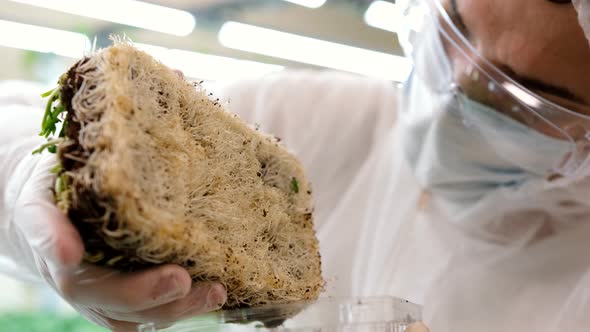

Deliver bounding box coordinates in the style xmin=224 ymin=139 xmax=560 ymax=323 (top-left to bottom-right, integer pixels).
xmin=398 ymin=0 xmax=590 ymax=180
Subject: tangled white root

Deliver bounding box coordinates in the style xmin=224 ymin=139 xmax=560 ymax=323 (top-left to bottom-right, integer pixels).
xmin=60 ymin=41 xmax=324 ymax=308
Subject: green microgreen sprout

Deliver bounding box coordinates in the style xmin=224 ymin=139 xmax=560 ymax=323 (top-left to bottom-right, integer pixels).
xmin=54 ymin=172 xmax=68 ymax=195
xmin=31 ymin=138 xmax=65 ymax=155
xmin=50 ymin=163 xmax=63 ymax=174
xmin=40 ymin=88 xmax=56 ymax=98
xmin=291 ymin=177 xmax=299 ymax=194
xmin=39 ymin=78 xmax=71 ymax=209
xmin=34 ymin=86 xmax=68 ymax=155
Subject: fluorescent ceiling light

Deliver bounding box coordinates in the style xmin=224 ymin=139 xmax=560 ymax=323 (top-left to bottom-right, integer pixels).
xmin=135 ymin=43 xmax=284 ymax=81
xmin=8 ymin=0 xmax=196 ymax=36
xmin=364 ymin=0 xmax=402 ymax=33
xmin=0 ymin=20 xmax=89 ymax=58
xmin=365 ymin=0 xmax=425 ymax=34
xmin=282 ymin=0 xmax=327 ymax=8
xmin=218 ymin=21 xmax=412 ymax=81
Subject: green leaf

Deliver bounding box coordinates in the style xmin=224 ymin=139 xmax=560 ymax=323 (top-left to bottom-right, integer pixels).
xmin=40 ymin=87 xmax=56 ymax=98
xmin=50 ymin=105 xmax=66 ymax=126
xmin=32 ymin=138 xmax=64 ymax=155
xmin=43 ymin=124 xmax=56 ymax=138
xmin=291 ymin=177 xmax=299 ymax=194
xmin=55 ymin=173 xmax=68 ymax=194
xmin=40 ymin=88 xmax=60 ymax=137
xmin=35 ymin=83 xmax=69 ymax=156
xmin=50 ymin=163 xmax=63 ymax=174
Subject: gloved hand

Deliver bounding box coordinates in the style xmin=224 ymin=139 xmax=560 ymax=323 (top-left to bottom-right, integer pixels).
xmin=2 ymin=146 xmax=227 ymax=332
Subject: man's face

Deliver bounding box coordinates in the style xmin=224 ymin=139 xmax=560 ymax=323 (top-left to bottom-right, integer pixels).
xmin=440 ymin=0 xmax=590 ymax=117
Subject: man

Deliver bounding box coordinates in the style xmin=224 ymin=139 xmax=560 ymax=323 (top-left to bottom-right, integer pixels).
xmin=0 ymin=0 xmax=589 ymax=331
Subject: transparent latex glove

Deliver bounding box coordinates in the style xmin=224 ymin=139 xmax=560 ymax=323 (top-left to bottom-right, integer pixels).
xmin=6 ymin=151 xmax=227 ymax=332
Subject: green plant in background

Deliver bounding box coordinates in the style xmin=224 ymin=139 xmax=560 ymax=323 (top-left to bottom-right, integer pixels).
xmin=73 ymin=23 xmax=93 ymax=37
xmin=0 ymin=312 xmax=107 ymax=332
xmin=19 ymin=22 xmax=93 ymax=84
xmin=22 ymin=50 xmax=42 ymax=78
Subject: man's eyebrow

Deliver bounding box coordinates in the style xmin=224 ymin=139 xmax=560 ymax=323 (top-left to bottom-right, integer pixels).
xmin=509 ymin=70 xmax=588 ymax=105
xmin=450 ymin=0 xmax=587 ymax=106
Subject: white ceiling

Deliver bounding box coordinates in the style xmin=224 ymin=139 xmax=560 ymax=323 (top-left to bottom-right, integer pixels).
xmin=147 ymin=0 xmax=245 ymax=8
xmin=0 ymin=0 xmax=401 ymax=82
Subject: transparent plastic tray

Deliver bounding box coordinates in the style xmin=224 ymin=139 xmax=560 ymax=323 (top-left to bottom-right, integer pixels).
xmin=138 ymin=297 xmax=422 ymax=332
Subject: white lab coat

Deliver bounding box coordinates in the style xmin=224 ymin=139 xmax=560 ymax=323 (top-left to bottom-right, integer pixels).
xmin=3 ymin=72 xmax=590 ymax=331
xmin=219 ymin=70 xmax=590 ymax=332
xmin=217 ymin=70 xmax=445 ymax=304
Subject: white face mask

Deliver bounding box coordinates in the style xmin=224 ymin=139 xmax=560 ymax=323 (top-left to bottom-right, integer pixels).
xmin=398 ymin=15 xmax=573 ymax=213
xmin=400 ymin=73 xmax=571 ymax=206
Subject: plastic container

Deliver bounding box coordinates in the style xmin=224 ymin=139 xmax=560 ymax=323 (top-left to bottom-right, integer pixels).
xmin=138 ymin=297 xmax=422 ymax=331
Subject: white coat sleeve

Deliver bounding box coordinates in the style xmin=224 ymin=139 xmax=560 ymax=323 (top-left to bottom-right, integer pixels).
xmin=218 ymin=70 xmax=399 ymax=226
xmin=0 ymin=81 xmax=48 ymax=278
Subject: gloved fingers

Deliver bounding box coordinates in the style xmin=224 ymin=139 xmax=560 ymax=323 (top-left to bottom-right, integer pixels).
xmin=73 ymin=283 xmax=225 ymax=330
xmin=103 ymin=283 xmax=226 ymax=324
xmin=100 ymin=282 xmax=226 ymax=325
xmin=54 ymin=264 xmax=193 ymax=312
xmin=98 ymin=317 xmax=144 ymax=332
xmin=14 ymin=153 xmax=84 ymax=268
xmin=14 ymin=198 xmax=84 ymax=268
